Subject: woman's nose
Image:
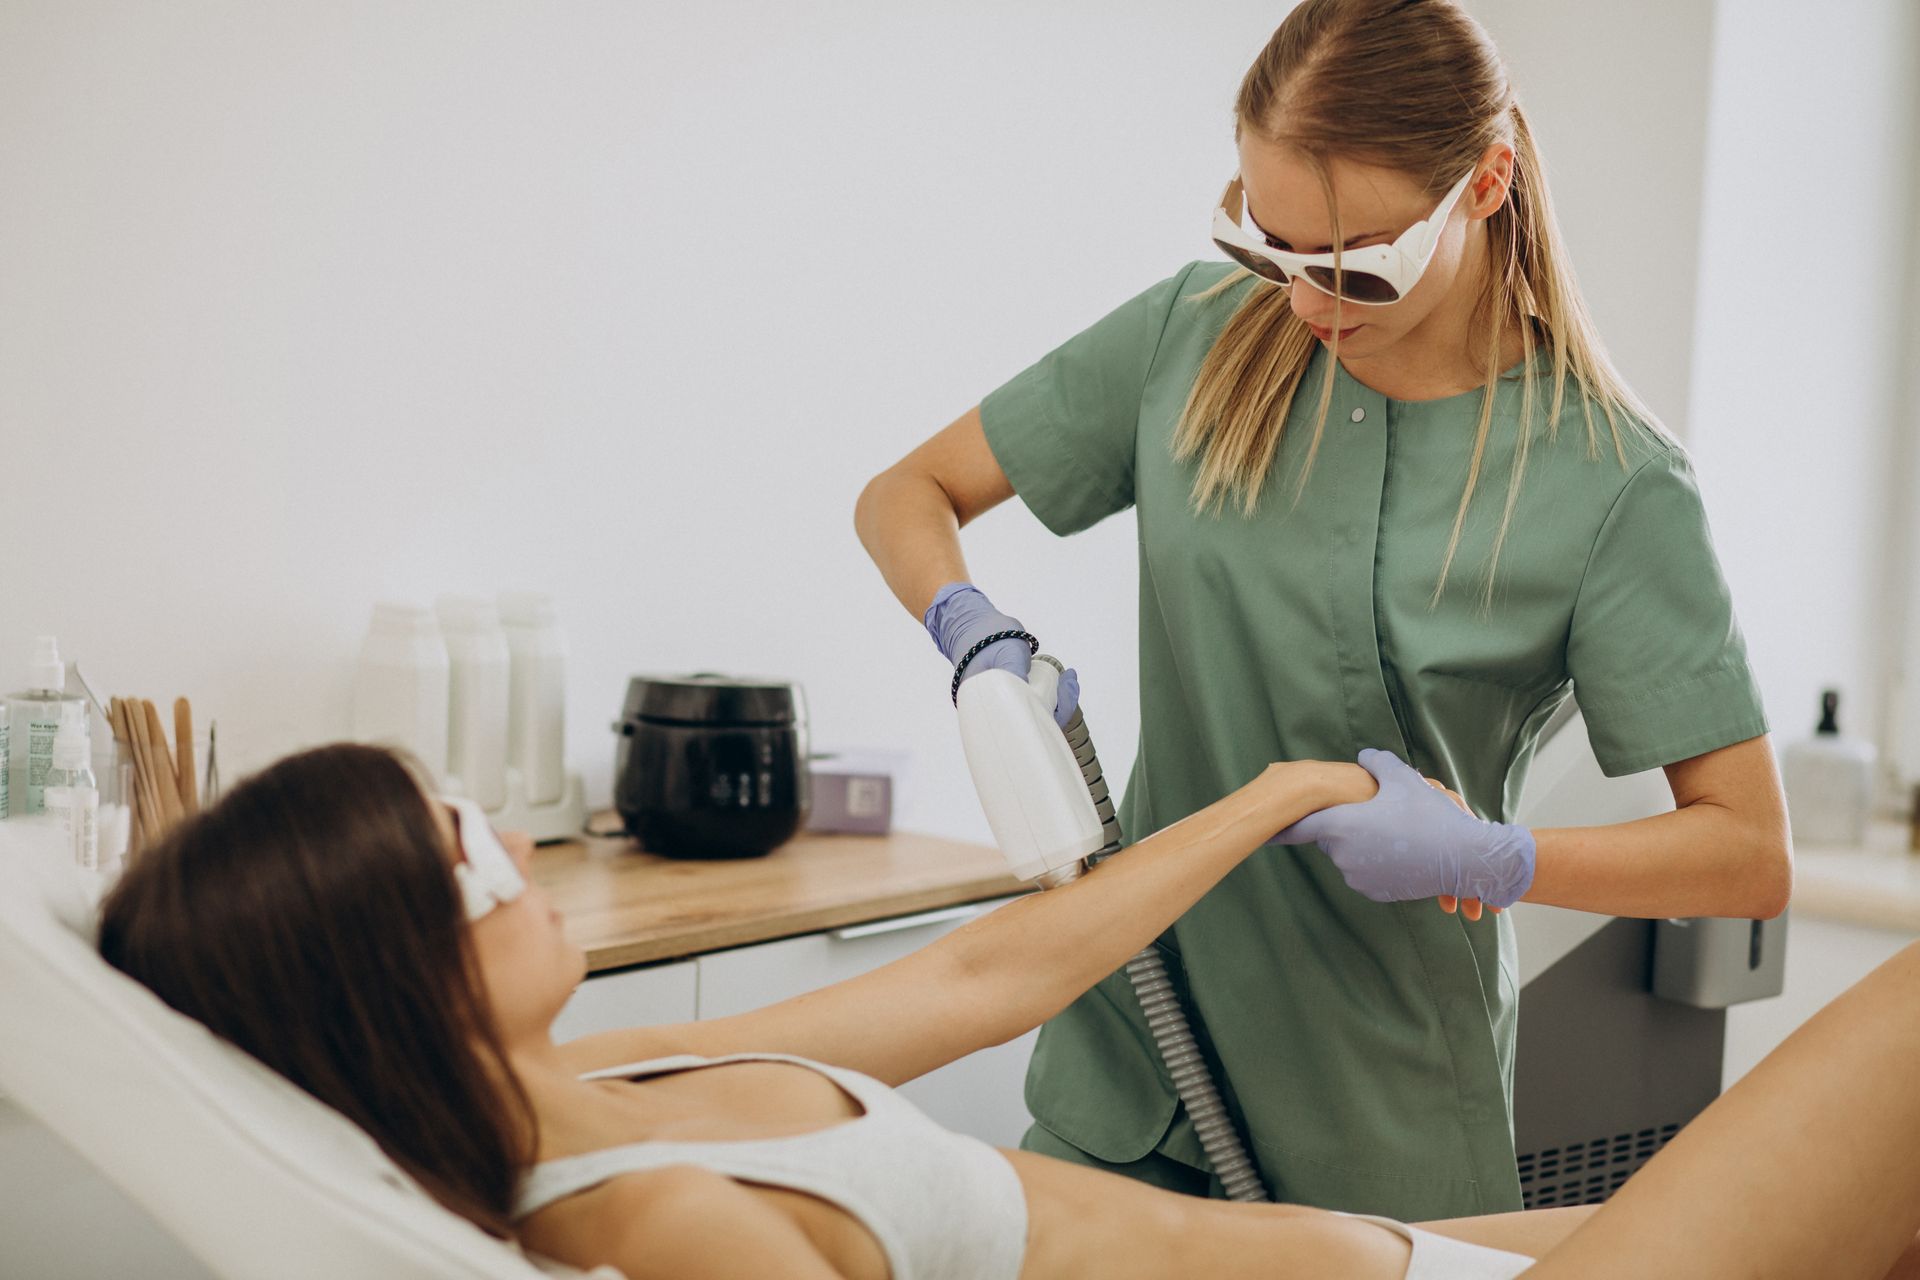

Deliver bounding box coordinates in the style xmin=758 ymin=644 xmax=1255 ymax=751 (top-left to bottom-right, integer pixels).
xmin=1288 ymin=278 xmax=1338 ymax=325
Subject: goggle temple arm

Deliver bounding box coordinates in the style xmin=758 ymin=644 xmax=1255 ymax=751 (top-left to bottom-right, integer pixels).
xmin=446 ymin=796 xmax=526 ymax=922
xmin=1401 ymin=169 xmax=1478 ymax=270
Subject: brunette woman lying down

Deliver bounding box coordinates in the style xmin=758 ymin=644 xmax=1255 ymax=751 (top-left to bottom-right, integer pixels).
xmin=100 ymin=744 xmax=1920 ymax=1279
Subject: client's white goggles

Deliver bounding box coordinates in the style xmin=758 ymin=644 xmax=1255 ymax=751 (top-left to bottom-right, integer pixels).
xmin=444 ymin=796 xmax=526 ymax=923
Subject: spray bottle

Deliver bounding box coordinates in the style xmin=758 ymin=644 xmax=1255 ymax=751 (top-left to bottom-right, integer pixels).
xmin=958 ymin=657 xmax=1269 ymax=1202
xmin=44 ymin=702 xmax=99 ymax=872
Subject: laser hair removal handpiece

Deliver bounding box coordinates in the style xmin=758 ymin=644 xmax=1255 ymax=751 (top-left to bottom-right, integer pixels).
xmin=957 ymin=658 xmax=1269 ymax=1202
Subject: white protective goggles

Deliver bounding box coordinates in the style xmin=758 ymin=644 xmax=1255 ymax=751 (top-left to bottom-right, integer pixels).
xmin=445 ymin=796 xmax=526 ymax=923
xmin=1210 ymin=168 xmax=1475 ymax=305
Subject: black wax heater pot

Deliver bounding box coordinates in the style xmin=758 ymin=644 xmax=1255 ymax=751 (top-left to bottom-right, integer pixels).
xmin=612 ymin=674 xmax=810 ymax=859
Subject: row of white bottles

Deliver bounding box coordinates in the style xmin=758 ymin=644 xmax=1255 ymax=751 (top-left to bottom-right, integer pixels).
xmin=353 ymin=594 xmax=577 ymax=835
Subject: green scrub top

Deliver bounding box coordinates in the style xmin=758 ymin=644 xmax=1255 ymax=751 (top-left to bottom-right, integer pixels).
xmin=979 ymin=262 xmax=1769 ymax=1220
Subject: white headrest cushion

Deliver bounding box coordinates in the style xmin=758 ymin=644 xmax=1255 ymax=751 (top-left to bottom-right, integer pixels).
xmin=0 ymin=816 xmax=619 ymax=1279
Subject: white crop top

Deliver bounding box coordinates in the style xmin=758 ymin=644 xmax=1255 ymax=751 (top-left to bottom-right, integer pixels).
xmin=513 ymin=1052 xmax=1028 ymax=1280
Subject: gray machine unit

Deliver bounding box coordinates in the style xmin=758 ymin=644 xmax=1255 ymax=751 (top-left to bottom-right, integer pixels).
xmin=1509 ymin=701 xmax=1786 ymax=1209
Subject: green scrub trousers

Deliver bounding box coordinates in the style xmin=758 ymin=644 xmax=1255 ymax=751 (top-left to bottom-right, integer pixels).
xmin=978 ymin=262 xmax=1769 ymax=1220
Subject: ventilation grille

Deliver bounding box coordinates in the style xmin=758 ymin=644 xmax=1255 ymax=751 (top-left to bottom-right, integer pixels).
xmin=1517 ymin=1123 xmax=1680 ymax=1208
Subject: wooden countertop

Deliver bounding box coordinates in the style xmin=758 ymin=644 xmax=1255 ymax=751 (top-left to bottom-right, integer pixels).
xmin=1792 ymin=820 xmax=1920 ymax=934
xmin=529 ymin=822 xmax=1026 ymax=972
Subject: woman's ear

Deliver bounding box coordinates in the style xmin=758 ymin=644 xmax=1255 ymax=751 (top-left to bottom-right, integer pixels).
xmin=1466 ymin=142 xmax=1516 ymax=220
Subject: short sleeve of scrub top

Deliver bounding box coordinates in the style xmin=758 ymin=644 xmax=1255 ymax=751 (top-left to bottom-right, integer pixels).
xmin=979 ymin=264 xmax=1201 ymax=535
xmin=1566 ymin=452 xmax=1768 ymax=775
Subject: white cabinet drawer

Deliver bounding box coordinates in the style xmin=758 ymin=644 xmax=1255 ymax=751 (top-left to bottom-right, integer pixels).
xmin=554 ymin=958 xmax=699 ymax=1043
xmin=697 ymin=897 xmax=1035 ymax=1148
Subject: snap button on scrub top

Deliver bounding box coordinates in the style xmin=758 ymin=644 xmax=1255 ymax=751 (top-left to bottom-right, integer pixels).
xmin=1351 ymin=407 xmax=1366 ymax=422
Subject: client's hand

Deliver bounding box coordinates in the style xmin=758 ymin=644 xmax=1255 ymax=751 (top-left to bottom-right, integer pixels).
xmin=1271 ymin=749 xmax=1536 ymax=912
xmin=1416 ymin=778 xmax=1496 ymax=920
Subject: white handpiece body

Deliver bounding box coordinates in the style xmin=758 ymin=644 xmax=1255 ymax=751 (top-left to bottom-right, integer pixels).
xmin=956 ymin=666 xmax=1104 ymax=883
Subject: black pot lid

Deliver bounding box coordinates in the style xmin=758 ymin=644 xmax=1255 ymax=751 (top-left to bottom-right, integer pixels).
xmin=619 ymin=674 xmax=804 ymax=727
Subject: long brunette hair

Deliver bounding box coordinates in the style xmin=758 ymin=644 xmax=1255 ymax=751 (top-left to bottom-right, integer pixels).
xmin=1175 ymin=0 xmax=1663 ymax=604
xmin=98 ymin=743 xmax=536 ymax=1237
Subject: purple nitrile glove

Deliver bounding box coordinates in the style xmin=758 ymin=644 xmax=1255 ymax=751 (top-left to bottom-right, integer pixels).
xmin=923 ymin=582 xmax=1080 ymax=728
xmin=1271 ymin=748 xmax=1536 ymax=909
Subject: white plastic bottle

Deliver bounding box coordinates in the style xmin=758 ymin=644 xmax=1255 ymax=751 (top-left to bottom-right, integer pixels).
xmin=44 ymin=702 xmax=99 ymax=872
xmin=499 ymin=591 xmax=568 ymax=807
xmin=353 ymin=604 xmax=451 ymax=781
xmin=1782 ymin=688 xmax=1876 ymax=846
xmin=437 ymin=596 xmax=511 ymax=811
xmin=5 ymin=637 xmax=84 ymax=816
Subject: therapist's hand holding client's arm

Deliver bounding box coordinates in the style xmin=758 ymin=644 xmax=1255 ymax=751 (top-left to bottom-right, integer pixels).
xmin=1275 ymin=748 xmax=1535 ymax=917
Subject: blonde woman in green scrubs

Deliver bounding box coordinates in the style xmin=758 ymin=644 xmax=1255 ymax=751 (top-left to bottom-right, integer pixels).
xmin=855 ymin=0 xmax=1791 ymax=1222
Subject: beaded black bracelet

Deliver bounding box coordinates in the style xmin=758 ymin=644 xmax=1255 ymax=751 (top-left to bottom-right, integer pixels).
xmin=950 ymin=630 xmax=1039 ymax=704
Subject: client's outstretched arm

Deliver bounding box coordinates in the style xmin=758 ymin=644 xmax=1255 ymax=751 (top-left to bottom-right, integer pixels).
xmin=558 ymin=760 xmax=1373 ymax=1084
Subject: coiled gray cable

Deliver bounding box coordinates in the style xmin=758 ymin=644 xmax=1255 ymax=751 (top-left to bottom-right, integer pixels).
xmin=1037 ymin=657 xmax=1268 ymax=1202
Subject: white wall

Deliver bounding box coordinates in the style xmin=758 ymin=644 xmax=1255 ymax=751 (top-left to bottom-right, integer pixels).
xmin=0 ymin=1 xmax=1741 ymax=845
xmin=1468 ymin=0 xmax=1717 ymax=431
xmin=0 ymin=1 xmax=1910 ymax=846
xmin=1888 ymin=49 xmax=1920 ymax=791
xmin=1482 ymin=0 xmax=1920 ymax=796
xmin=0 ymin=0 xmax=1296 ymax=841
xmin=1685 ymin=0 xmax=1919 ymax=781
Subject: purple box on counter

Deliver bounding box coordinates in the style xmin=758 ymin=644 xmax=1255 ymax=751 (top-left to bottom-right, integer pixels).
xmin=805 ymin=750 xmax=901 ymax=835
